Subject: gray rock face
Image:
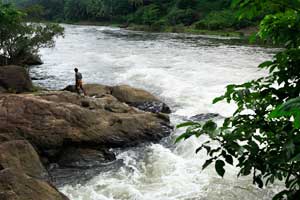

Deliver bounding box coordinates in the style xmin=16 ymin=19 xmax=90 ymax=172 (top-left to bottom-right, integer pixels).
xmin=0 ymin=65 xmax=33 ymax=93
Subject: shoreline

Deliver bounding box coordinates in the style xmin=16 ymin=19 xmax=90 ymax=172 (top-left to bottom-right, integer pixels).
xmin=58 ymin=21 xmax=254 ymax=39
xmin=55 ymin=21 xmax=277 ymax=47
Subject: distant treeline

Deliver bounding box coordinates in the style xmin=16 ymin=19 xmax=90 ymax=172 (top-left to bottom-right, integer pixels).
xmin=8 ymin=0 xmax=262 ymax=30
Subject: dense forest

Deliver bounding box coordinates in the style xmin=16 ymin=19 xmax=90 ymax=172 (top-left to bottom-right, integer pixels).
xmin=8 ymin=0 xmax=259 ymax=32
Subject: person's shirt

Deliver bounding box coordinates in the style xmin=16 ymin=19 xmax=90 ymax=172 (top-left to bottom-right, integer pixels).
xmin=75 ymin=72 xmax=83 ymax=81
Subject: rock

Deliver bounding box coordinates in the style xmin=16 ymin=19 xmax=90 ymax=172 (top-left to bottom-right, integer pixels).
xmin=0 ymin=140 xmax=48 ymax=180
xmin=111 ymin=85 xmax=171 ymax=113
xmin=57 ymin=147 xmax=115 ymax=169
xmin=189 ymin=113 xmax=220 ymax=122
xmin=130 ymin=101 xmax=171 ymax=114
xmin=37 ymin=91 xmax=132 ymax=112
xmin=111 ymin=85 xmax=158 ymax=103
xmin=83 ymin=84 xmax=111 ymax=97
xmin=0 ymin=92 xmax=171 ymax=157
xmin=0 ymin=132 xmax=23 ymax=144
xmin=64 ymin=84 xmax=171 ymax=113
xmin=0 ymin=168 xmax=68 ymax=200
xmin=0 ymin=65 xmax=33 ymax=93
xmin=0 ymin=86 xmax=6 ymax=93
xmin=63 ymin=84 xmax=111 ymax=98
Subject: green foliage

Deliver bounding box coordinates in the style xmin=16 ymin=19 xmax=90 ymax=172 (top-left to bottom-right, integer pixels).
xmin=195 ymin=9 xmax=254 ymax=30
xmin=177 ymin=0 xmax=300 ymax=199
xmin=270 ymin=97 xmax=300 ymax=128
xmin=167 ymin=8 xmax=198 ymax=25
xmin=8 ymin=0 xmax=259 ymax=31
xmin=140 ymin=4 xmax=161 ymax=25
xmin=176 ymin=0 xmax=197 ymax=9
xmin=195 ymin=10 xmax=237 ymax=30
xmin=0 ymin=3 xmax=64 ymax=65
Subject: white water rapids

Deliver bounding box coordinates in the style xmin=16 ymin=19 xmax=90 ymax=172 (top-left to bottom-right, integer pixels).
xmin=31 ymin=25 xmax=282 ymax=200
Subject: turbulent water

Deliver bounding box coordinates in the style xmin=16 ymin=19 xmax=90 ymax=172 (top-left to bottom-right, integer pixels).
xmin=31 ymin=25 xmax=281 ymax=200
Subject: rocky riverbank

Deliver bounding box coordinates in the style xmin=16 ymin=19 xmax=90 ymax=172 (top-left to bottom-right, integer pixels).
xmin=0 ymin=65 xmax=172 ymax=199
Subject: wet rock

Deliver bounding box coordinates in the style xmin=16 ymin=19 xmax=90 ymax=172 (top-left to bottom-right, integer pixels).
xmin=64 ymin=84 xmax=172 ymax=113
xmin=0 ymin=140 xmax=68 ymax=200
xmin=0 ymin=140 xmax=48 ymax=180
xmin=130 ymin=101 xmax=171 ymax=113
xmin=0 ymin=65 xmax=33 ymax=93
xmin=83 ymin=84 xmax=111 ymax=97
xmin=0 ymin=92 xmax=171 ymax=157
xmin=57 ymin=147 xmax=115 ymax=169
xmin=63 ymin=84 xmax=111 ymax=98
xmin=189 ymin=113 xmax=220 ymax=122
xmin=111 ymin=85 xmax=171 ymax=113
xmin=0 ymin=168 xmax=68 ymax=200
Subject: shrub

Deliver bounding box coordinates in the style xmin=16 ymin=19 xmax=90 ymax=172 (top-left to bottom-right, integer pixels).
xmin=167 ymin=8 xmax=198 ymax=26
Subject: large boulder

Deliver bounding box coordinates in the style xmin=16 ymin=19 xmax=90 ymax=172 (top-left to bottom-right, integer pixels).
xmin=111 ymin=85 xmax=171 ymax=113
xmin=63 ymin=84 xmax=111 ymax=98
xmin=0 ymin=65 xmax=33 ymax=93
xmin=0 ymin=169 xmax=68 ymax=200
xmin=64 ymin=84 xmax=171 ymax=113
xmin=0 ymin=140 xmax=48 ymax=180
xmin=0 ymin=92 xmax=171 ymax=157
xmin=0 ymin=140 xmax=68 ymax=200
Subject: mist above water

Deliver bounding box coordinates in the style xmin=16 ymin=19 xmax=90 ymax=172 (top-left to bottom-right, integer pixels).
xmin=31 ymin=24 xmax=280 ymax=200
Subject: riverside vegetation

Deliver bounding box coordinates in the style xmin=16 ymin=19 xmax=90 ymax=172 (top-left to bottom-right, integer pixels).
xmin=8 ymin=0 xmax=259 ymax=36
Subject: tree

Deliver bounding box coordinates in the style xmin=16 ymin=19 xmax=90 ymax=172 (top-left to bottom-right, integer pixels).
xmin=177 ymin=0 xmax=300 ymax=199
xmin=0 ymin=3 xmax=64 ymax=66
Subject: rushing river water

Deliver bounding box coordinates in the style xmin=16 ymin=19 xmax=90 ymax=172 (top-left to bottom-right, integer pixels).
xmin=31 ymin=25 xmax=281 ymax=200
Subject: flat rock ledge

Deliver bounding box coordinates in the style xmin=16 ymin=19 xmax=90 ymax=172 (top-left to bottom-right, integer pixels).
xmin=0 ymin=84 xmax=172 ymax=199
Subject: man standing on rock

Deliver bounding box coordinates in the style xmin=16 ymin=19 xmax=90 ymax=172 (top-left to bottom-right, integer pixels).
xmin=74 ymin=68 xmax=87 ymax=96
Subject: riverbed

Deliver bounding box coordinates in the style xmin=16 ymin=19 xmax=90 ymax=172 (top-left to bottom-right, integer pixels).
xmin=31 ymin=24 xmax=281 ymax=200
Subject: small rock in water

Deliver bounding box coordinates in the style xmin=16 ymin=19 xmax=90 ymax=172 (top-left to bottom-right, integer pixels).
xmin=189 ymin=113 xmax=220 ymax=122
xmin=130 ymin=101 xmax=171 ymax=114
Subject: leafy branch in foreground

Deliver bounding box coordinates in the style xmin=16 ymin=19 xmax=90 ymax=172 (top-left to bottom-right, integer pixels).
xmin=177 ymin=0 xmax=300 ymax=199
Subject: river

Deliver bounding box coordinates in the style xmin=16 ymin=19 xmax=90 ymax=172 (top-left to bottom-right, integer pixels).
xmin=30 ymin=24 xmax=281 ymax=200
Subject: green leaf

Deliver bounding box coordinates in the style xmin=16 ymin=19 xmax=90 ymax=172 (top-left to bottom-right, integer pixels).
xmin=202 ymin=120 xmax=217 ymax=132
xmin=258 ymin=60 xmax=273 ymax=68
xmin=176 ymin=121 xmax=200 ymax=129
xmin=175 ymin=131 xmax=194 ymax=143
xmin=289 ymin=153 xmax=300 ymax=162
xmin=269 ymin=97 xmax=300 ymax=128
xmin=272 ymin=190 xmax=289 ymax=200
xmin=225 ymin=154 xmax=234 ymax=165
xmin=202 ymin=158 xmax=214 ymax=170
xmin=213 ymin=95 xmax=225 ymax=104
xmin=215 ymin=160 xmax=226 ymax=177
xmin=254 ymin=176 xmax=264 ymax=188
